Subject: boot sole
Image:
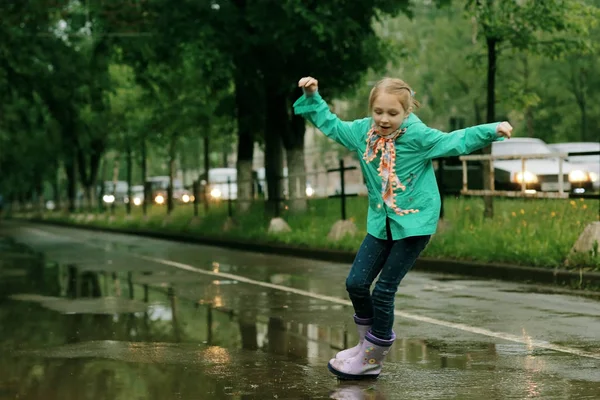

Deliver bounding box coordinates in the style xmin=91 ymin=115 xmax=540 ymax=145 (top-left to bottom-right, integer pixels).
xmin=327 ymin=362 xmax=379 ymax=380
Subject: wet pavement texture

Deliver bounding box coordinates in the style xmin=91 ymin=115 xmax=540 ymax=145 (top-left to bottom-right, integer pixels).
xmin=0 ymin=221 xmax=599 ymax=400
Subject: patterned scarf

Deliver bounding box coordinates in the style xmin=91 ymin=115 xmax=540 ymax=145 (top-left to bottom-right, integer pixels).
xmin=362 ymin=124 xmax=419 ymax=216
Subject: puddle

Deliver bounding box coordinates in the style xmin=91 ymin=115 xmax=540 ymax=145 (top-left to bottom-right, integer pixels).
xmin=134 ymin=272 xmax=208 ymax=286
xmin=1 ymin=232 xmax=600 ymax=400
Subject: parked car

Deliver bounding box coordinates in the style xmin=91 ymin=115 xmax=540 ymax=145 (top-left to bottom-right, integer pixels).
xmin=491 ymin=138 xmax=593 ymax=193
xmin=147 ymin=176 xmax=193 ymax=205
xmin=203 ymin=168 xmax=238 ymax=200
xmin=548 ymin=142 xmax=600 ymax=191
xmin=125 ymin=185 xmax=145 ymax=206
xmin=436 ymin=138 xmax=594 ymax=194
xmin=100 ymin=181 xmax=128 ymax=205
xmin=256 ymin=167 xmax=315 ymax=199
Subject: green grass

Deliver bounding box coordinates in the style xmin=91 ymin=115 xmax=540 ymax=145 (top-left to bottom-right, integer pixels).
xmin=17 ymin=196 xmax=600 ymax=270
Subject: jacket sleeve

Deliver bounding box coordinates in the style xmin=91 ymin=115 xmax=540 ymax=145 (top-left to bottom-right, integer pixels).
xmin=416 ymin=123 xmax=502 ymax=159
xmin=293 ymin=91 xmax=369 ymax=152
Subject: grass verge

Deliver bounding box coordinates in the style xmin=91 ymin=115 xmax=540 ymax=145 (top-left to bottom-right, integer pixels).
xmin=12 ymin=196 xmax=600 ymax=271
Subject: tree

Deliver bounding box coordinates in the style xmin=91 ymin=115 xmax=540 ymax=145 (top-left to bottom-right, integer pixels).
xmin=466 ymin=0 xmax=599 ymax=217
xmin=0 ymin=2 xmax=49 ymax=206
xmin=209 ymin=0 xmax=419 ymax=213
xmin=109 ymin=0 xmax=235 ymax=215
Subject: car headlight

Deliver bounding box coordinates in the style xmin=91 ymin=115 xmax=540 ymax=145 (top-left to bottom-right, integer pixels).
xmin=102 ymin=194 xmax=115 ymax=203
xmin=306 ymin=186 xmax=314 ymax=197
xmin=210 ymin=188 xmax=222 ymax=198
xmin=182 ymin=194 xmax=190 ymax=203
xmin=589 ymin=172 xmax=599 ymax=182
xmin=133 ymin=197 xmax=142 ymax=206
xmin=155 ymin=195 xmax=165 ymax=204
xmin=568 ymin=170 xmax=589 ymax=183
xmin=513 ymin=171 xmax=538 ymax=184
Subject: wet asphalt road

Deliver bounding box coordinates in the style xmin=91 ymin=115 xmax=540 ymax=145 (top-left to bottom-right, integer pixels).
xmin=0 ymin=220 xmax=599 ymax=400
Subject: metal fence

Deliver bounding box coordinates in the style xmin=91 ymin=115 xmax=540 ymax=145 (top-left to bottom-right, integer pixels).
xmin=186 ymin=159 xmax=363 ymax=220
xmin=456 ymin=150 xmax=600 ymax=200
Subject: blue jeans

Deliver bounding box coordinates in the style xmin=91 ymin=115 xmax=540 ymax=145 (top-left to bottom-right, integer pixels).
xmin=346 ymin=220 xmax=430 ymax=340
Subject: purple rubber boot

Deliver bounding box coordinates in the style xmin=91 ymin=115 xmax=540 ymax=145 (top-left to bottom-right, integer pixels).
xmin=335 ymin=315 xmax=373 ymax=360
xmin=328 ymin=331 xmax=396 ymax=380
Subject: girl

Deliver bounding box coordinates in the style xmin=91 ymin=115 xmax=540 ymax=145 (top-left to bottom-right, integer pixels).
xmin=294 ymin=76 xmax=512 ymax=380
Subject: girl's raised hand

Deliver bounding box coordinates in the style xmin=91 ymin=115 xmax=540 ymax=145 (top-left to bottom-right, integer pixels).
xmin=298 ymin=76 xmax=318 ymax=95
xmin=496 ymin=121 xmax=513 ymax=139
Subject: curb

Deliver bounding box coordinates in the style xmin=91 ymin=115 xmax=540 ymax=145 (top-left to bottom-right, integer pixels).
xmin=16 ymin=218 xmax=600 ymax=288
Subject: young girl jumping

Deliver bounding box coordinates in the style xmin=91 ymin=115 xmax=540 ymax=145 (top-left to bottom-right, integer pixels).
xmin=294 ymin=76 xmax=512 ymax=380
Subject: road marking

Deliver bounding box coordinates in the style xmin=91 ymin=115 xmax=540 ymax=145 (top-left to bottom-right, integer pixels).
xmin=23 ymin=226 xmax=600 ymax=361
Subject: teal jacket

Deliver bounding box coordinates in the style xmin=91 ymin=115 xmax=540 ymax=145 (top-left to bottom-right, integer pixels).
xmin=293 ymin=91 xmax=501 ymax=240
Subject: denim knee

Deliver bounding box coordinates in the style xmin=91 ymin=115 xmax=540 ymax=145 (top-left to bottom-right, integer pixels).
xmin=346 ymin=274 xmax=369 ymax=297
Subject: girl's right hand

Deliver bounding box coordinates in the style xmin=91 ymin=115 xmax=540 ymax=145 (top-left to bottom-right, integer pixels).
xmin=298 ymin=76 xmax=318 ymax=94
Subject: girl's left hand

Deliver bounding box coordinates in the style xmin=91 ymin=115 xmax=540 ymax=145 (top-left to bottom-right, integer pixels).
xmin=496 ymin=121 xmax=513 ymax=139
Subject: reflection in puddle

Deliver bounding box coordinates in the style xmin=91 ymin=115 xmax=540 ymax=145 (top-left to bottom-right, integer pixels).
xmin=330 ymin=382 xmax=388 ymax=400
xmin=10 ymin=294 xmax=149 ymax=314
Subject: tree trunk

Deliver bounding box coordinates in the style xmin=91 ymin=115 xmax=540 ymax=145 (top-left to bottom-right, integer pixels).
xmin=111 ymin=153 xmax=120 ymax=214
xmin=203 ymin=134 xmax=210 ymax=213
xmin=575 ymin=67 xmax=587 ymax=141
xmin=222 ymin=145 xmax=228 ymax=168
xmin=580 ymin=102 xmax=587 ymax=141
xmin=77 ymin=140 xmax=103 ymax=212
xmin=98 ymin=158 xmax=107 ymax=213
xmin=264 ymin=88 xmax=286 ymax=216
xmin=126 ymin=141 xmax=132 ymax=215
xmin=483 ymin=36 xmax=496 ymax=219
xmin=64 ymin=153 xmax=77 ymax=213
xmin=84 ymin=186 xmax=93 ymax=212
xmin=237 ymin=158 xmax=254 ymax=212
xmin=523 ymin=55 xmax=534 ymax=137
xmin=34 ymin=173 xmax=44 ymax=213
xmin=284 ymin=110 xmax=308 ymax=212
xmin=525 ymin=107 xmax=534 ymax=137
xmin=474 ymin=100 xmax=483 ymax=125
xmin=52 ymin=164 xmax=61 ymax=211
xmin=141 ymin=137 xmax=148 ymax=216
xmin=235 ymin=73 xmax=256 ymax=213
xmin=285 ymin=147 xmax=307 ymax=212
xmin=167 ymin=135 xmax=176 ymax=215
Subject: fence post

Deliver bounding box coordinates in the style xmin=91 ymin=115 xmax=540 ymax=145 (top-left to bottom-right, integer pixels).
xmin=339 ymin=159 xmax=347 ymax=220
xmin=193 ymin=180 xmax=199 ymax=217
xmin=273 ymin=175 xmax=281 ymax=218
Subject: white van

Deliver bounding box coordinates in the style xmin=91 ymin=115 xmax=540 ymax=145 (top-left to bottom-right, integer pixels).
xmin=256 ymin=168 xmax=315 ymax=198
xmin=205 ymin=168 xmax=238 ymax=200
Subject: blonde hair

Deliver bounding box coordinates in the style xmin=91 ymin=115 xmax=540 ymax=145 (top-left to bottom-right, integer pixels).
xmin=368 ymin=77 xmax=420 ymax=112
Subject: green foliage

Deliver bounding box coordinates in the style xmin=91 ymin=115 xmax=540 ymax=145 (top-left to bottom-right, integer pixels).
xmin=337 ymin=0 xmax=600 ymax=143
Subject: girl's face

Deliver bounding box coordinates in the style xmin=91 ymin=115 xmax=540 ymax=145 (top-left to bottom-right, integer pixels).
xmin=371 ymin=92 xmax=410 ymax=136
